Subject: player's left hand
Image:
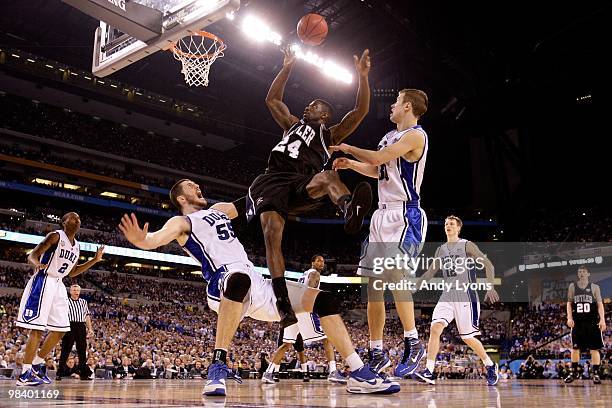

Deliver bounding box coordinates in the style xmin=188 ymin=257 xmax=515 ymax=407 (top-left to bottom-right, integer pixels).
xmin=599 ymin=319 xmax=607 ymax=331
xmin=354 ymin=49 xmax=370 ymax=76
xmin=484 ymin=288 xmax=500 ymax=303
xmin=329 ymin=143 xmax=352 ymax=154
xmin=94 ymin=245 xmax=105 ymax=262
xmin=118 ymin=213 xmax=149 ymax=246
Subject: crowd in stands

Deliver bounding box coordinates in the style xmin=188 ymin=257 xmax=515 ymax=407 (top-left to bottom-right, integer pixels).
xmin=524 ymin=208 xmax=612 ymax=242
xmin=0 ymin=94 xmax=263 ymax=186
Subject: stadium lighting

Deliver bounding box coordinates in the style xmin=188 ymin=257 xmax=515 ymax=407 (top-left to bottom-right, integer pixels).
xmin=291 ymin=43 xmax=353 ymax=84
xmin=241 ymin=16 xmax=282 ymax=45
xmin=226 ymin=11 xmax=235 ymax=20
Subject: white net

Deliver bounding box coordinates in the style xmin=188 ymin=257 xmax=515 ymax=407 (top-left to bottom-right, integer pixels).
xmin=172 ymin=32 xmax=226 ymax=87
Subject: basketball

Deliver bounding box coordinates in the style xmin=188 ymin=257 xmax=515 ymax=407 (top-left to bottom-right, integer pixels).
xmin=297 ymin=13 xmax=328 ymax=46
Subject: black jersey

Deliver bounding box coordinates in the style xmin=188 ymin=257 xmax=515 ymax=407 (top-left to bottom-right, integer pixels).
xmin=266 ymin=119 xmax=331 ymax=175
xmin=572 ymin=282 xmax=598 ymax=323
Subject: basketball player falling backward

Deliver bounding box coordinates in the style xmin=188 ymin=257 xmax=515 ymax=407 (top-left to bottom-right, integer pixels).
xmin=332 ymin=89 xmax=429 ymax=378
xmin=564 ymin=265 xmax=606 ymax=385
xmin=246 ymin=47 xmax=373 ymax=328
xmin=15 ymin=212 xmax=105 ymax=386
xmin=119 ymin=179 xmax=399 ymax=396
xmin=263 ymin=255 xmax=347 ymax=385
xmin=414 ymin=215 xmax=500 ymax=385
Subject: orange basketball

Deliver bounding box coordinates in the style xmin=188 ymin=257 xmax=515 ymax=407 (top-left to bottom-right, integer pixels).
xmin=297 ymin=13 xmax=328 ymax=46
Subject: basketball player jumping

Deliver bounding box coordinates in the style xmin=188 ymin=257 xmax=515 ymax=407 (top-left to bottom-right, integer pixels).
xmin=119 ymin=179 xmax=399 ymax=396
xmin=413 ymin=216 xmax=500 ymax=385
xmin=247 ymin=47 xmax=372 ymax=328
xmin=262 ymin=255 xmax=347 ymax=385
xmin=564 ymin=265 xmax=606 ymax=384
xmin=332 ymin=89 xmax=429 ymax=377
xmin=16 ymin=212 xmax=105 ymax=386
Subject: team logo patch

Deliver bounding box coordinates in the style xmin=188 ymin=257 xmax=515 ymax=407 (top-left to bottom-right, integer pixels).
xmin=256 ymin=197 xmax=264 ymax=205
xmin=60 ymin=241 xmax=65 ymax=247
xmin=586 ymin=288 xmax=591 ymax=292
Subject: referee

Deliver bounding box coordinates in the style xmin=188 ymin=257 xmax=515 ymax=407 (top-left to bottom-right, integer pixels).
xmin=57 ymin=284 xmax=93 ymax=380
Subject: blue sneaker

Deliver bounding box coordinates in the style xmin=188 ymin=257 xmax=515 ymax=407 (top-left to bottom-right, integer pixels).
xmin=32 ymin=364 xmax=51 ymax=384
xmin=16 ymin=369 xmax=44 ymax=386
xmin=203 ymin=362 xmax=242 ymax=397
xmin=369 ymin=349 xmax=391 ymax=373
xmin=327 ymin=370 xmax=347 ymax=384
xmin=395 ymin=340 xmax=425 ymax=377
xmin=347 ymin=364 xmax=400 ymax=394
xmin=486 ymin=363 xmax=499 ymax=386
xmin=415 ymin=368 xmax=435 ymax=385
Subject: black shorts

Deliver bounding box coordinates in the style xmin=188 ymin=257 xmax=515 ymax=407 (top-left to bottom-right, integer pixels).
xmin=277 ymin=327 xmax=304 ymax=352
xmin=571 ymin=320 xmax=604 ymax=350
xmin=246 ymin=172 xmax=324 ymax=222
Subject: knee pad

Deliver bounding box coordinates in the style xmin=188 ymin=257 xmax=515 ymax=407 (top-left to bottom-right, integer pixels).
xmin=294 ymin=334 xmax=304 ymax=353
xmin=223 ymin=273 xmax=251 ymax=302
xmin=313 ymin=291 xmax=339 ymax=317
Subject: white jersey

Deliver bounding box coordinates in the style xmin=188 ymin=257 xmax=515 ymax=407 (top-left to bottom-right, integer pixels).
xmin=377 ymin=125 xmax=428 ymax=206
xmin=182 ymin=209 xmax=251 ymax=282
xmin=437 ymin=239 xmax=477 ymax=302
xmin=298 ymin=268 xmax=320 ymax=289
xmin=42 ymin=230 xmax=80 ymax=279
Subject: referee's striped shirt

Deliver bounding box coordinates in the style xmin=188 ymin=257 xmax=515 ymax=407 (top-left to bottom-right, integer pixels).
xmin=68 ymin=298 xmax=90 ymax=322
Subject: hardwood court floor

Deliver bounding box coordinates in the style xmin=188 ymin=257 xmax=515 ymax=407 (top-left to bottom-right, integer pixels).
xmin=1 ymin=379 xmax=610 ymax=407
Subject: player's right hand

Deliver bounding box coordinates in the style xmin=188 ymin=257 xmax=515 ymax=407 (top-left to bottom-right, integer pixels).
xmin=332 ymin=157 xmax=352 ymax=170
xmin=118 ymin=213 xmax=149 ymax=246
xmin=567 ymin=318 xmax=574 ymax=328
xmin=282 ymin=46 xmax=296 ymax=66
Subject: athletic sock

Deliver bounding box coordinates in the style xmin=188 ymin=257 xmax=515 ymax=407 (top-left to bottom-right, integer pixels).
xmin=266 ymin=363 xmax=278 ymax=373
xmin=213 ymin=348 xmax=228 ymax=365
xmin=426 ymin=359 xmax=435 ymax=373
xmin=328 ymin=360 xmax=337 ymax=372
xmin=593 ymin=364 xmax=600 ymax=376
xmin=346 ymin=352 xmax=364 ymax=372
xmin=483 ymin=356 xmax=494 ymax=367
xmin=571 ymin=361 xmax=578 ymax=377
xmin=272 ymin=277 xmax=289 ymax=299
xmin=301 ymin=363 xmax=308 ymax=373
xmin=22 ymin=364 xmax=32 ymax=374
xmin=404 ymin=328 xmax=418 ymax=340
xmin=370 ymin=340 xmax=383 ymax=350
xmin=32 ymin=355 xmax=44 ymax=366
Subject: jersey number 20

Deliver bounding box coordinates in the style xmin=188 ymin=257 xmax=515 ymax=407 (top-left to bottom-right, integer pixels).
xmin=576 ymin=303 xmax=591 ymax=313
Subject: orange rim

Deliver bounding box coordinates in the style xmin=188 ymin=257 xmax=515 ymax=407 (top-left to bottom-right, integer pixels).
xmin=172 ymin=31 xmax=226 ymax=59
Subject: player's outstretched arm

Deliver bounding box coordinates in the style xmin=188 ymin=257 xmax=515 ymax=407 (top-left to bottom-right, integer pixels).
xmin=329 ymin=49 xmax=371 ymax=145
xmin=27 ymin=232 xmax=60 ymax=272
xmin=210 ymin=196 xmax=247 ymax=220
xmin=330 ymin=129 xmax=424 ymax=166
xmin=332 ymin=157 xmax=378 ymax=179
xmin=69 ymin=246 xmax=105 ymax=277
xmin=265 ymin=47 xmax=299 ymax=131
xmin=118 ymin=213 xmax=187 ymax=250
xmin=466 ymin=241 xmax=499 ymax=303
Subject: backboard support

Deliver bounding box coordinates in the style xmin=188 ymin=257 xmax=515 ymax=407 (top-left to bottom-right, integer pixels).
xmin=63 ymin=0 xmax=239 ymax=77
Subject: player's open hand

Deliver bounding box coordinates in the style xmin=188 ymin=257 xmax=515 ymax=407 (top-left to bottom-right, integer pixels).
xmin=332 ymin=157 xmax=352 ymax=171
xmin=282 ymin=46 xmax=296 ymax=66
xmin=484 ymin=288 xmax=499 ymax=303
xmin=354 ymin=49 xmax=370 ymax=77
xmin=329 ymin=143 xmax=352 ymax=154
xmin=94 ymin=245 xmax=105 ymax=262
xmin=567 ymin=318 xmax=574 ymax=328
xmin=599 ymin=319 xmax=606 ymax=331
xmin=118 ymin=213 xmax=149 ymax=246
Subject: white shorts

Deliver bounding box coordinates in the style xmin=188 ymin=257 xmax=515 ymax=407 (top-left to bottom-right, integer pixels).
xmin=358 ymin=203 xmax=427 ymax=278
xmin=432 ymin=299 xmax=481 ymax=340
xmin=282 ymin=312 xmax=327 ymax=345
xmin=16 ymin=272 xmax=70 ymax=332
xmin=206 ymin=262 xmax=318 ymax=322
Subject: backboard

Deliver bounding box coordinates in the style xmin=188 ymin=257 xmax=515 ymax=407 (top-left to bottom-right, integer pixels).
xmin=63 ymin=0 xmax=239 ymax=77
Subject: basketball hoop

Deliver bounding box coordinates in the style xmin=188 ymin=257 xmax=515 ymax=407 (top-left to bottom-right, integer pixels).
xmin=172 ymin=31 xmax=226 ymax=87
